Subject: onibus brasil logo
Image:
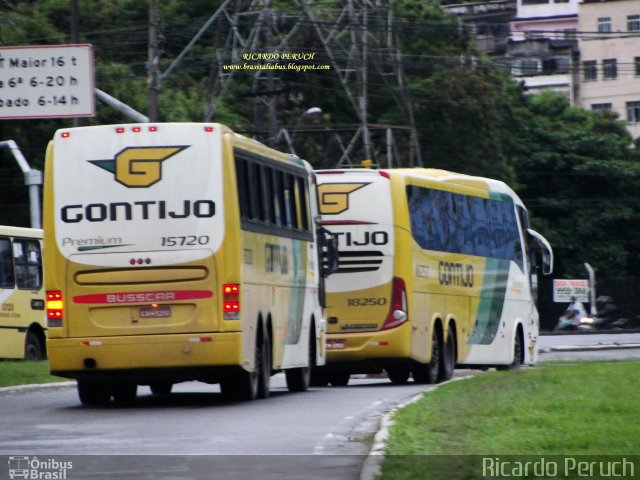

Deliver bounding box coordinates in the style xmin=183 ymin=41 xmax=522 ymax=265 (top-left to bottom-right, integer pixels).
xmin=8 ymin=456 xmax=73 ymax=479
xmin=89 ymin=145 xmax=189 ymax=188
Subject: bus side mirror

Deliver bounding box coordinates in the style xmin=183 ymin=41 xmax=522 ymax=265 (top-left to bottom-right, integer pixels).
xmin=318 ymin=227 xmax=339 ymax=277
xmin=527 ymin=228 xmax=553 ymax=276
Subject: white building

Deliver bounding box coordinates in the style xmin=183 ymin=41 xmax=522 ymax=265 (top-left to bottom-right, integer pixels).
xmin=507 ymin=0 xmax=580 ymax=102
xmin=578 ymin=0 xmax=640 ymax=139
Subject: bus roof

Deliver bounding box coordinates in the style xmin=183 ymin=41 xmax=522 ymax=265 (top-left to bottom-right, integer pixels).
xmin=53 ymin=122 xmax=310 ymax=173
xmin=319 ymin=168 xmax=525 ymax=208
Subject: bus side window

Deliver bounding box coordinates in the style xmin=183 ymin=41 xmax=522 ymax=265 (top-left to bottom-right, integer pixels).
xmin=0 ymin=237 xmax=15 ymax=288
xmin=235 ymin=156 xmax=251 ymax=221
xmin=13 ymin=239 xmax=42 ymax=290
xmin=283 ymin=173 xmax=294 ymax=228
xmin=296 ymin=176 xmax=310 ymax=232
xmin=272 ymin=169 xmax=285 ymax=227
xmin=248 ymin=162 xmax=264 ymax=222
xmin=260 ymin=164 xmax=274 ymax=224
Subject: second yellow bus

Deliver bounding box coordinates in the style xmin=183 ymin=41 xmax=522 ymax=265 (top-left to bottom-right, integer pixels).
xmin=314 ymin=168 xmax=553 ymax=386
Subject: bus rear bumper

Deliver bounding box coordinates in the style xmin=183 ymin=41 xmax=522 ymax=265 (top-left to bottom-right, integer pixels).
xmin=324 ymin=322 xmax=410 ymax=365
xmin=47 ymin=332 xmax=243 ymax=383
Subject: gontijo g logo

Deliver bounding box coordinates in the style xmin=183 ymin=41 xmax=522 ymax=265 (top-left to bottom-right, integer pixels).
xmin=317 ymin=182 xmax=369 ymax=215
xmin=89 ymin=146 xmax=188 ymax=188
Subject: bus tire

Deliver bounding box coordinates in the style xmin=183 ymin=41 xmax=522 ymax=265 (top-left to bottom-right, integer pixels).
xmin=438 ymin=325 xmax=456 ymax=382
xmin=112 ymin=383 xmax=137 ymax=405
xmin=257 ymin=327 xmax=271 ymax=399
xmin=77 ymin=380 xmax=111 ymax=405
xmin=328 ymin=372 xmax=350 ymax=386
xmin=24 ymin=331 xmax=44 ymax=361
xmin=150 ymin=382 xmax=173 ymax=395
xmin=412 ymin=326 xmax=441 ymax=384
xmin=386 ymin=365 xmax=411 ymax=384
xmin=498 ymin=328 xmax=524 ymax=371
xmin=286 ymin=329 xmax=314 ymax=392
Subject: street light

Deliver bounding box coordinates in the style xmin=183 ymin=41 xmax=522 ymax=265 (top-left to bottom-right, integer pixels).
xmin=281 ymin=107 xmax=323 ymax=156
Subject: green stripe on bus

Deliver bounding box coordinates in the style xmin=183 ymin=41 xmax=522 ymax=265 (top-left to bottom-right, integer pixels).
xmin=488 ymin=191 xmax=513 ymax=203
xmin=468 ymin=258 xmax=510 ymax=345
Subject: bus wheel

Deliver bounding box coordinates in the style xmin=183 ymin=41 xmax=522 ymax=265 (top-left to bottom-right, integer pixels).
xmin=328 ymin=372 xmax=350 ymax=386
xmin=77 ymin=381 xmax=111 ymax=405
xmin=438 ymin=325 xmax=456 ymax=382
xmin=257 ymin=329 xmax=271 ymax=399
xmin=386 ymin=366 xmax=411 ymax=384
xmin=24 ymin=331 xmax=44 ymax=361
xmin=112 ymin=383 xmax=138 ymax=405
xmin=412 ymin=327 xmax=441 ymax=384
xmin=498 ymin=330 xmax=523 ymax=371
xmin=150 ymin=382 xmax=173 ymax=395
xmin=286 ymin=331 xmax=314 ymax=392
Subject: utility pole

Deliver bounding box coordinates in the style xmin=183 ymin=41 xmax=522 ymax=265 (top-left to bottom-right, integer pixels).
xmin=155 ymin=0 xmax=420 ymax=166
xmin=297 ymin=0 xmax=422 ymax=167
xmin=70 ymin=0 xmax=82 ymax=127
xmin=148 ymin=0 xmax=160 ymax=122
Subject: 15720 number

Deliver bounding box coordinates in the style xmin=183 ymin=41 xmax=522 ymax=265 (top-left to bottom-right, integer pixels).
xmin=161 ymin=235 xmax=210 ymax=247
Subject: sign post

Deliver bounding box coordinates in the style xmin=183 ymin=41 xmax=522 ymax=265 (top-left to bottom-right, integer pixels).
xmin=553 ymin=279 xmax=590 ymax=304
xmin=0 ymin=44 xmax=94 ymax=119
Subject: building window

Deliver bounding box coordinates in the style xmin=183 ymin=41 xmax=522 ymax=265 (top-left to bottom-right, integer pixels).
xmin=635 ymin=56 xmax=640 ymax=76
xmin=591 ymin=103 xmax=612 ymax=113
xmin=512 ymin=59 xmax=540 ymax=76
xmin=522 ymin=0 xmax=549 ymax=4
xmin=543 ymin=57 xmax=570 ymax=74
xmin=628 ymin=14 xmax=640 ymax=31
xmin=583 ymin=60 xmax=597 ymax=81
xmin=627 ymin=101 xmax=640 ymax=123
xmin=598 ymin=17 xmax=612 ymax=33
xmin=603 ymin=59 xmax=617 ymax=80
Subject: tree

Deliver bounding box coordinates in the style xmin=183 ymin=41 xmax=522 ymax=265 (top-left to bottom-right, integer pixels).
xmin=511 ymin=92 xmax=640 ymax=280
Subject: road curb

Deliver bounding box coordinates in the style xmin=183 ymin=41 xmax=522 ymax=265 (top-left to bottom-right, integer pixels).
xmin=0 ymin=381 xmax=74 ymax=395
xmin=359 ymin=374 xmax=479 ymax=480
xmin=539 ymin=343 xmax=640 ymax=353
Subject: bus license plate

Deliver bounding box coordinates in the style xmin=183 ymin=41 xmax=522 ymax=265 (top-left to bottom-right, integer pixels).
xmin=326 ymin=339 xmax=346 ymax=350
xmin=139 ymin=306 xmax=172 ymax=318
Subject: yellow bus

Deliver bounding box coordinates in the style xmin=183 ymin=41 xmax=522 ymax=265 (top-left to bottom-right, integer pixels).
xmin=0 ymin=226 xmax=46 ymax=360
xmin=43 ymin=123 xmax=335 ymax=404
xmin=315 ymin=168 xmax=553 ymax=386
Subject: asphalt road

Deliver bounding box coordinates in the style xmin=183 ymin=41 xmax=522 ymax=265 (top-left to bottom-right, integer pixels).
xmin=538 ymin=331 xmax=640 ymax=361
xmin=0 ymin=374 xmax=440 ymax=480
xmin=2 ymin=333 xmax=639 ymax=480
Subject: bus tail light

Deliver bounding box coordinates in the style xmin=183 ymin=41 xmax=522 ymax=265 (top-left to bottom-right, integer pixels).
xmin=222 ymin=284 xmax=240 ymax=320
xmin=46 ymin=291 xmax=64 ymax=327
xmin=382 ymin=277 xmax=408 ymax=330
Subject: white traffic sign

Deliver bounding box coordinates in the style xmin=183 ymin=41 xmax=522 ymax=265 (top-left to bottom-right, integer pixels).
xmin=0 ymin=44 xmax=94 ymax=119
xmin=553 ymin=279 xmax=590 ymax=303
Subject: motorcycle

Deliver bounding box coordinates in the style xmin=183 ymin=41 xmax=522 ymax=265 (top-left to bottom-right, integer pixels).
xmin=554 ymin=296 xmax=632 ymax=332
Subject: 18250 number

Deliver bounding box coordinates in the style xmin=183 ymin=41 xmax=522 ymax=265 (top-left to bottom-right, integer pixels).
xmin=347 ymin=297 xmax=387 ymax=307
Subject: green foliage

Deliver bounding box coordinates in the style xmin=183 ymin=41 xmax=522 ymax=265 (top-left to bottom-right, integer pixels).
xmin=510 ymin=92 xmax=640 ymax=278
xmin=382 ymin=362 xmax=640 ymax=480
xmin=0 ymin=360 xmax=67 ymax=387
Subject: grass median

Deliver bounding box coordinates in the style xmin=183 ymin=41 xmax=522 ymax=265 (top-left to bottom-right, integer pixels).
xmin=0 ymin=360 xmax=67 ymax=388
xmin=381 ymin=361 xmax=640 ymax=479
